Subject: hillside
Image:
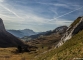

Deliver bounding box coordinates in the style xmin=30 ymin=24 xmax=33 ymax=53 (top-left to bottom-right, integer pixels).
xmin=51 ymin=30 xmax=83 ymax=60
xmin=0 ymin=18 xmax=24 ymax=47
xmin=34 ymin=16 xmax=83 ymax=60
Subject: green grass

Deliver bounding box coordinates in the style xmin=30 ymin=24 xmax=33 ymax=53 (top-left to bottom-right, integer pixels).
xmin=35 ymin=30 xmax=83 ymax=60
xmin=52 ymin=30 xmax=83 ymax=60
xmin=68 ymin=17 xmax=81 ymax=31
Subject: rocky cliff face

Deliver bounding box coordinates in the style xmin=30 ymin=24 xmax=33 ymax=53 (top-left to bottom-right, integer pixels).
xmin=56 ymin=16 xmax=83 ymax=48
xmin=0 ymin=18 xmax=5 ymax=32
xmin=0 ymin=18 xmax=24 ymax=47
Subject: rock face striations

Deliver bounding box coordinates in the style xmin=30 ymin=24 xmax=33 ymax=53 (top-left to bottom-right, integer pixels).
xmin=0 ymin=18 xmax=24 ymax=47
xmin=56 ymin=16 xmax=83 ymax=47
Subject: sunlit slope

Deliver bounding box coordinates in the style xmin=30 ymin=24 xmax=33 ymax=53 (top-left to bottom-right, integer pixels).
xmin=35 ymin=17 xmax=83 ymax=60
xmin=35 ymin=30 xmax=83 ymax=60
xmin=51 ymin=30 xmax=83 ymax=60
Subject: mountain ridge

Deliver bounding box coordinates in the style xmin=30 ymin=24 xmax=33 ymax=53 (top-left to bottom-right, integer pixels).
xmin=0 ymin=18 xmax=24 ymax=47
xmin=7 ymin=29 xmax=38 ymax=38
xmin=56 ymin=16 xmax=83 ymax=48
xmin=22 ymin=26 xmax=68 ymax=41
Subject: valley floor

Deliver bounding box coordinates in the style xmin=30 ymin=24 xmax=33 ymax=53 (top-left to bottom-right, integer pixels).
xmin=0 ymin=47 xmax=36 ymax=60
xmin=0 ymin=47 xmax=53 ymax=60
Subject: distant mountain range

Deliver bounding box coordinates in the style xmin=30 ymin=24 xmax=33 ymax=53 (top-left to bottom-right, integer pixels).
xmin=22 ymin=26 xmax=68 ymax=41
xmin=7 ymin=29 xmax=39 ymax=38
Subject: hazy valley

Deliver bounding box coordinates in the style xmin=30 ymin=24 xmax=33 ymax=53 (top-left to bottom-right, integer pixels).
xmin=0 ymin=16 xmax=83 ymax=60
xmin=0 ymin=0 xmax=83 ymax=60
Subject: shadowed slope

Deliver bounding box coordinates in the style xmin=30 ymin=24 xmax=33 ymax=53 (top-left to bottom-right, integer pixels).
xmin=0 ymin=18 xmax=24 ymax=47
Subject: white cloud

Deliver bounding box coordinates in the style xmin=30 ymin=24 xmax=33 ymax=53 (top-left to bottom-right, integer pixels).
xmin=0 ymin=0 xmax=82 ymax=32
xmin=48 ymin=6 xmax=83 ymax=22
xmin=0 ymin=4 xmax=21 ymax=18
xmin=36 ymin=2 xmax=68 ymax=7
xmin=0 ymin=0 xmax=4 ymax=2
xmin=0 ymin=2 xmax=73 ymax=28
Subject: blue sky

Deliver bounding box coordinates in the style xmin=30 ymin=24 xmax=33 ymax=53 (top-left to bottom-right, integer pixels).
xmin=0 ymin=0 xmax=83 ymax=32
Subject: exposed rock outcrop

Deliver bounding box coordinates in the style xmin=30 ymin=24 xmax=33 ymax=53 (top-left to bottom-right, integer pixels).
xmin=56 ymin=16 xmax=83 ymax=48
xmin=0 ymin=18 xmax=24 ymax=47
xmin=0 ymin=18 xmax=5 ymax=32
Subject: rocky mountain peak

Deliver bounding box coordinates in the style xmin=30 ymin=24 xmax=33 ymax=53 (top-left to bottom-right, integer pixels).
xmin=0 ymin=18 xmax=24 ymax=47
xmin=0 ymin=18 xmax=5 ymax=32
xmin=53 ymin=26 xmax=68 ymax=33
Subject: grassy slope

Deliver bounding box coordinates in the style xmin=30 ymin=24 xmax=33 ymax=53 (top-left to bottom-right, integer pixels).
xmin=35 ymin=30 xmax=83 ymax=60
xmin=70 ymin=17 xmax=81 ymax=27
xmin=51 ymin=30 xmax=83 ymax=60
xmin=68 ymin=17 xmax=81 ymax=31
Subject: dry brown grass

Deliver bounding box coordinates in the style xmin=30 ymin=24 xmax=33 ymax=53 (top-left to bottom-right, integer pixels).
xmin=0 ymin=47 xmax=36 ymax=60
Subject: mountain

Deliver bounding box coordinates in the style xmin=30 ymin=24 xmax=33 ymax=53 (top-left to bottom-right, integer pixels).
xmin=0 ymin=18 xmax=24 ymax=47
xmin=7 ymin=30 xmax=24 ymax=38
xmin=23 ymin=31 xmax=51 ymax=40
xmin=56 ymin=16 xmax=82 ymax=47
xmin=22 ymin=26 xmax=68 ymax=41
xmin=7 ymin=29 xmax=38 ymax=38
xmin=35 ymin=16 xmax=83 ymax=60
xmin=45 ymin=26 xmax=68 ymax=35
xmin=26 ymin=26 xmax=68 ymax=51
